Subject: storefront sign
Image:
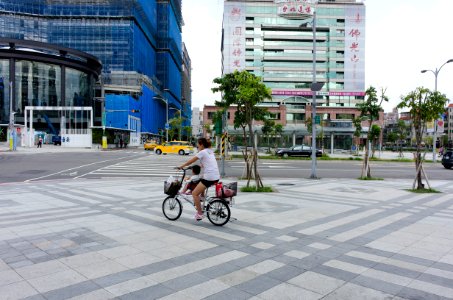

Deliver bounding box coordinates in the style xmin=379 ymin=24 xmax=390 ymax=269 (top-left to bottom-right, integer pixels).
xmin=223 ymin=2 xmax=246 ymax=74
xmin=272 ymin=90 xmax=366 ymax=96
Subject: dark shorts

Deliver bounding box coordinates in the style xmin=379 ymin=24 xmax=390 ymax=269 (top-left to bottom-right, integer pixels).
xmin=200 ymin=179 xmax=219 ymax=188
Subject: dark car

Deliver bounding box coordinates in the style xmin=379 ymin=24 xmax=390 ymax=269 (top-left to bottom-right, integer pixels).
xmin=441 ymin=149 xmax=453 ymax=169
xmin=276 ymin=145 xmax=322 ymax=158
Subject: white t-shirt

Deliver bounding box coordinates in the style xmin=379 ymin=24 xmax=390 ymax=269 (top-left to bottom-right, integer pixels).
xmin=196 ymin=149 xmax=220 ymax=181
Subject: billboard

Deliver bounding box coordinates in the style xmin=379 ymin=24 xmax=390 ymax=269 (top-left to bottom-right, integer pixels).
xmin=276 ymin=0 xmax=315 ymax=19
xmin=344 ymin=5 xmax=366 ymax=92
xmin=223 ymin=2 xmax=246 ymax=75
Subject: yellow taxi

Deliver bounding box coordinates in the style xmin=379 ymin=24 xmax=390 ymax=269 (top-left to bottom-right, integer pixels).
xmin=144 ymin=140 xmax=159 ymax=151
xmin=154 ymin=141 xmax=194 ymax=155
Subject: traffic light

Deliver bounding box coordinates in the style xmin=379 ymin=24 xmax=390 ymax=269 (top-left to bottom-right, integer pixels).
xmin=131 ymin=109 xmax=140 ymax=113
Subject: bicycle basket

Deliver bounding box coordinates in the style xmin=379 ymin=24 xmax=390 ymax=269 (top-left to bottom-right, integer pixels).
xmin=221 ymin=182 xmax=238 ymax=198
xmin=164 ymin=180 xmax=180 ymax=196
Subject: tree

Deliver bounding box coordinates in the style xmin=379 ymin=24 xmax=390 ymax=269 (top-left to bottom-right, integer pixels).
xmin=369 ymin=124 xmax=381 ymax=158
xmin=212 ymin=70 xmax=271 ymax=187
xmin=273 ymin=123 xmax=284 ymax=148
xmin=397 ymin=87 xmax=448 ymax=190
xmin=352 ymin=116 xmax=363 ymax=155
xmin=261 ymin=119 xmax=275 ymax=152
xmin=356 ymin=86 xmax=388 ymax=178
xmin=168 ymin=111 xmax=183 ymax=141
xmin=395 ymin=120 xmax=408 ymax=157
xmin=183 ymin=126 xmax=192 ymax=142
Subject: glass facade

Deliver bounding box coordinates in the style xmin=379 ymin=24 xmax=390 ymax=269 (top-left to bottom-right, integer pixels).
xmin=0 ymin=0 xmax=187 ymax=137
xmin=0 ymin=60 xmax=11 ymax=124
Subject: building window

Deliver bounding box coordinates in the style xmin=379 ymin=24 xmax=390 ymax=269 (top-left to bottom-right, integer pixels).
xmin=336 ymin=113 xmax=355 ymax=120
xmin=268 ymin=113 xmax=281 ymax=120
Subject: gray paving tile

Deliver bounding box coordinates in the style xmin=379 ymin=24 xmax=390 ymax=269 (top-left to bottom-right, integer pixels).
xmin=42 ymin=281 xmax=100 ymax=300
xmin=204 ymin=287 xmax=254 ymax=300
xmin=119 ymin=283 xmax=174 ymax=300
xmin=265 ymin=265 xmax=304 ymax=282
xmin=351 ymin=275 xmax=406 ymax=296
xmin=162 ymin=272 xmax=211 ymax=291
xmin=93 ymin=270 xmax=143 ymax=288
xmin=397 ymin=287 xmax=449 ymax=300
xmin=235 ymin=275 xmax=282 ymax=296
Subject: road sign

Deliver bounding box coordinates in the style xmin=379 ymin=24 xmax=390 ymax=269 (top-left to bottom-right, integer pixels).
xmin=314 ymin=115 xmax=321 ymax=125
xmin=165 ymin=123 xmax=170 ymax=130
xmin=437 ymin=119 xmax=444 ymax=133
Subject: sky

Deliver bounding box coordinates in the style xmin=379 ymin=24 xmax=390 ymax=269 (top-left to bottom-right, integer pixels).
xmin=182 ymin=0 xmax=453 ymax=112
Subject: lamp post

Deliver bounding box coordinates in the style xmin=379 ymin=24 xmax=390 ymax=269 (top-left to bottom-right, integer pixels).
xmin=309 ymin=11 xmax=324 ymax=179
xmin=421 ymin=59 xmax=453 ymax=162
xmin=153 ymin=90 xmax=169 ymax=142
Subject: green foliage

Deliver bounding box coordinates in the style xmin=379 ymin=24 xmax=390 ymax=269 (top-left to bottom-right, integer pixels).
xmin=168 ymin=111 xmax=184 ymax=140
xmin=212 ymin=70 xmax=271 ymax=131
xmin=398 ymin=87 xmax=448 ymax=190
xmin=240 ymin=186 xmax=274 ymax=192
xmin=370 ymin=124 xmax=381 ymax=141
xmin=352 ymin=116 xmax=363 ymax=138
xmin=386 ymin=132 xmax=397 ymax=144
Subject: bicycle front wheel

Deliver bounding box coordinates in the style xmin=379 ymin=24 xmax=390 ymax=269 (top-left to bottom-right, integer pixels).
xmin=206 ymin=199 xmax=230 ymax=226
xmin=162 ymin=196 xmax=182 ymax=221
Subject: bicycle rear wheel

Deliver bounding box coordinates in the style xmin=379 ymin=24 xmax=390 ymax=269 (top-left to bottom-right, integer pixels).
xmin=206 ymin=199 xmax=230 ymax=226
xmin=162 ymin=196 xmax=182 ymax=221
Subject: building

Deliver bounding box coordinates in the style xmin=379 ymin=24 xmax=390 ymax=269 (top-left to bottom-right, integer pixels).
xmin=220 ymin=0 xmax=378 ymax=150
xmin=0 ymin=0 xmax=188 ymax=146
xmin=181 ymin=43 xmax=192 ymax=136
xmin=0 ymin=38 xmax=102 ymax=147
xmin=191 ymin=107 xmax=203 ymax=138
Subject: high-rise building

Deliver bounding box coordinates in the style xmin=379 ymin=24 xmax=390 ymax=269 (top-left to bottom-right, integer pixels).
xmin=0 ymin=0 xmax=188 ymax=146
xmin=221 ymin=0 xmax=371 ymax=150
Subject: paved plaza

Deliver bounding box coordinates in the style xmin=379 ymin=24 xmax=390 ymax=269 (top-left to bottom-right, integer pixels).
xmin=0 ymin=177 xmax=453 ymax=299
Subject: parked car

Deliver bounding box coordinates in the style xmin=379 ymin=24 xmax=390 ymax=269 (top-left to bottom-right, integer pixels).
xmin=154 ymin=141 xmax=194 ymax=155
xmin=276 ymin=145 xmax=322 ymax=158
xmin=441 ymin=149 xmax=453 ymax=169
xmin=144 ymin=140 xmax=159 ymax=151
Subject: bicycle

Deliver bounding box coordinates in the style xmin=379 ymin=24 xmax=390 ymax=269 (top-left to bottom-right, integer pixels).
xmin=162 ymin=167 xmax=237 ymax=226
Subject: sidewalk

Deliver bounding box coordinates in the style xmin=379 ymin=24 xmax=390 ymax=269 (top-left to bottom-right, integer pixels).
xmin=0 ymin=142 xmax=140 ymax=154
xmin=0 ymin=177 xmax=452 ymax=299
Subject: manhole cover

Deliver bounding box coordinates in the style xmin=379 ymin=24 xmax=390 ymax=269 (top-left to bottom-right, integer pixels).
xmin=277 ymin=183 xmax=295 ymax=186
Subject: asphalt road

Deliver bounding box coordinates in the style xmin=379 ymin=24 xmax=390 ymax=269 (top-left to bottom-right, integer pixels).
xmin=1 ymin=150 xmax=452 ymax=184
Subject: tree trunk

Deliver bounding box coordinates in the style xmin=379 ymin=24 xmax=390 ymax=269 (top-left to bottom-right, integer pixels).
xmin=415 ymin=122 xmax=424 ymax=190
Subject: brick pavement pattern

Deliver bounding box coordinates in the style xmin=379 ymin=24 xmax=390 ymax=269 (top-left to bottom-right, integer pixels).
xmin=0 ymin=178 xmax=453 ymax=299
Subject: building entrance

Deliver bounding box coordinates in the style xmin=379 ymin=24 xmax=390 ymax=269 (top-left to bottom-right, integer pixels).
xmin=23 ymin=106 xmax=93 ymax=148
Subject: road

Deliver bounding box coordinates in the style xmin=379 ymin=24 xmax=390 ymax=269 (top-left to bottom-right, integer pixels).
xmin=1 ymin=150 xmax=452 ymax=183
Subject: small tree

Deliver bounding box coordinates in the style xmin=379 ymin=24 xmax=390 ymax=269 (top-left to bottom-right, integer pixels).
xmin=352 ymin=116 xmax=363 ymax=154
xmin=183 ymin=126 xmax=192 ymax=142
xmin=395 ymin=120 xmax=408 ymax=157
xmin=397 ymin=87 xmax=448 ymax=190
xmin=273 ymin=123 xmax=284 ymax=148
xmin=262 ymin=119 xmax=275 ymax=152
xmin=212 ymin=70 xmax=271 ymax=187
xmin=356 ymin=86 xmax=388 ymax=178
xmin=369 ymin=124 xmax=381 ymax=158
xmin=168 ymin=111 xmax=183 ymax=141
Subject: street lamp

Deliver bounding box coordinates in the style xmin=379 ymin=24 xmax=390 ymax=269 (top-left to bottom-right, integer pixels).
xmin=421 ymin=58 xmax=453 ymax=162
xmin=153 ymin=89 xmax=170 ymax=142
xmin=304 ymin=10 xmax=324 ymax=179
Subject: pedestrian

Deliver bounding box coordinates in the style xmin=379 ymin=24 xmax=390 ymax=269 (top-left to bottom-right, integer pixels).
xmin=178 ymin=137 xmax=220 ymax=221
xmin=439 ymin=146 xmax=444 ymax=157
xmin=119 ymin=137 xmax=123 ymax=148
xmin=37 ymin=136 xmax=43 ymax=148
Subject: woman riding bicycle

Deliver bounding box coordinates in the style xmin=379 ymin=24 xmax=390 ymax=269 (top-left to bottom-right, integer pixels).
xmin=178 ymin=137 xmax=220 ymax=221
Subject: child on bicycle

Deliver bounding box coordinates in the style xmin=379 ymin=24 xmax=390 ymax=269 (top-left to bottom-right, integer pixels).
xmin=180 ymin=165 xmax=201 ymax=195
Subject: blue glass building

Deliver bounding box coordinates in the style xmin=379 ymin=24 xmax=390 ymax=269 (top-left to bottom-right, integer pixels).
xmin=0 ymin=0 xmax=188 ymax=142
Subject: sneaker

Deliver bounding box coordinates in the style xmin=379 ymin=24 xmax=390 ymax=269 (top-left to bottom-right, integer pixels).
xmin=194 ymin=212 xmax=204 ymax=221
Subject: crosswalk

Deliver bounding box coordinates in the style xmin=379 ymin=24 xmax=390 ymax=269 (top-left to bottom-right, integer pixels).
xmin=81 ymin=153 xmax=189 ymax=178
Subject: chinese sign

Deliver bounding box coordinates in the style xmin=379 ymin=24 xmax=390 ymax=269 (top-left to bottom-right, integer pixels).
xmin=344 ymin=6 xmax=365 ymax=92
xmin=223 ymin=2 xmax=246 ymax=75
xmin=272 ymin=90 xmax=366 ymax=97
xmin=276 ymin=0 xmax=314 ymax=19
